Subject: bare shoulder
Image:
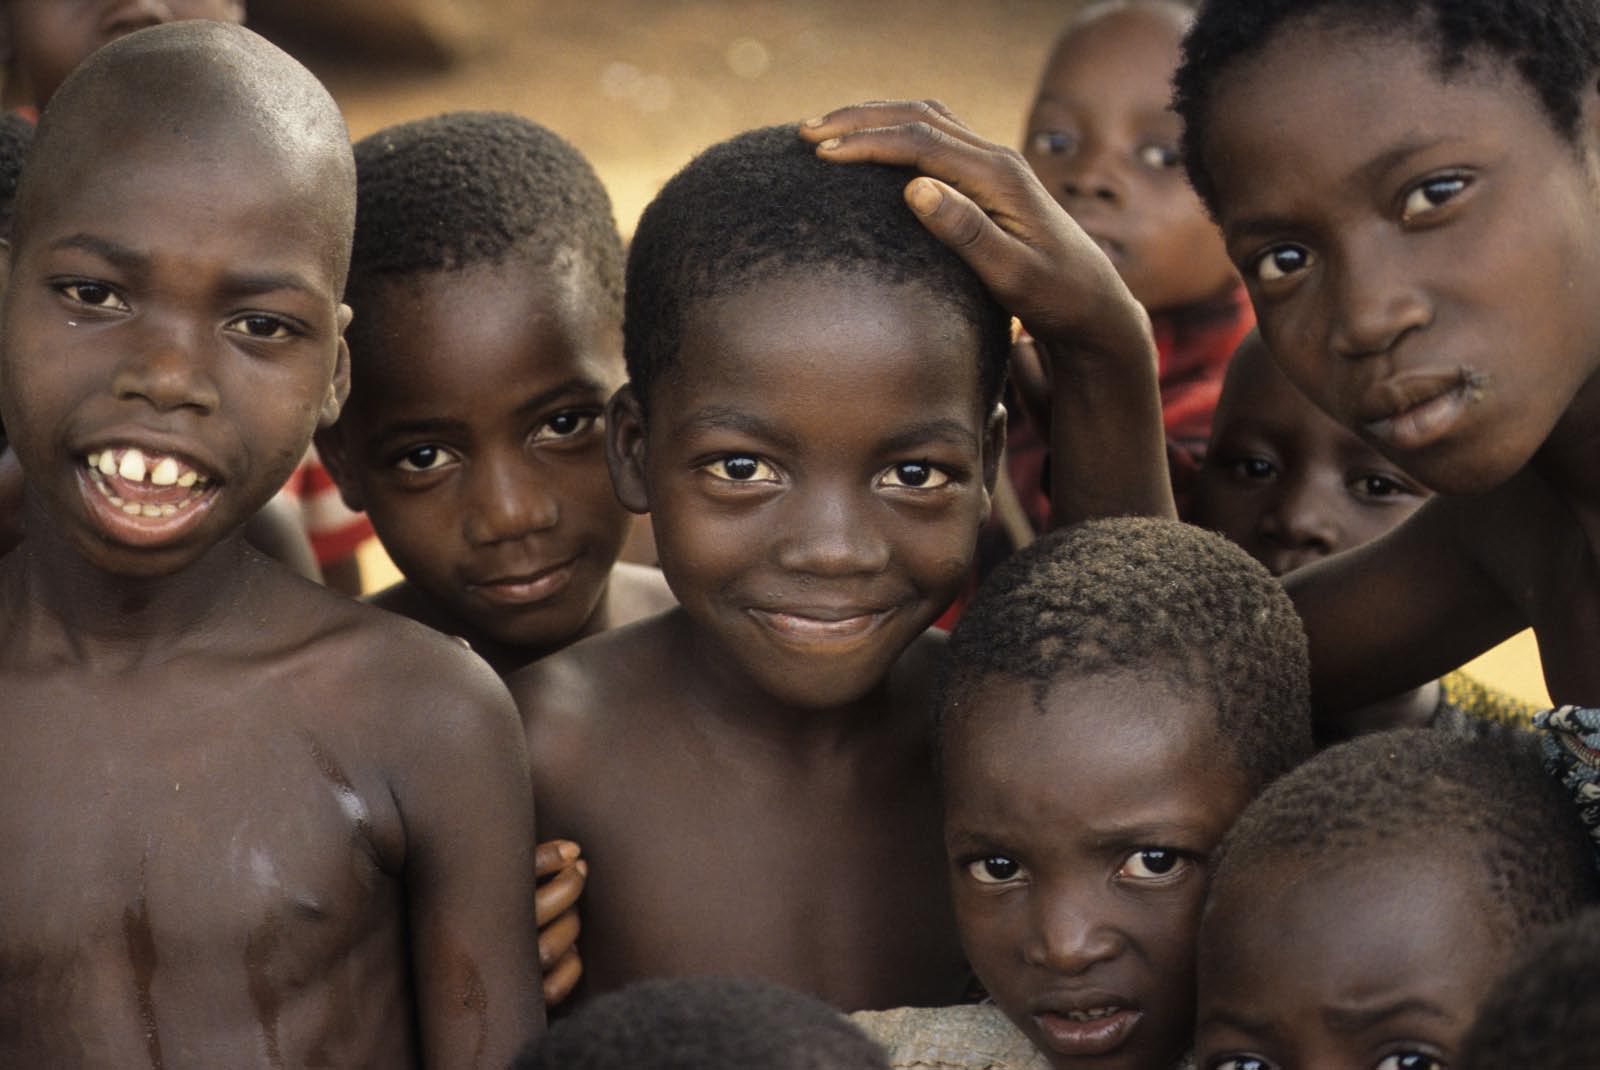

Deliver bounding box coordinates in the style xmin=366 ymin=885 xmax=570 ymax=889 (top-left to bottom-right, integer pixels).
xmin=606 ymin=561 xmax=678 ymax=627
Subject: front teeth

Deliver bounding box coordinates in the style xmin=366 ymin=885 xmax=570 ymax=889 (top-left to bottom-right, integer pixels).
xmin=1064 ymin=1008 xmax=1120 ymax=1022
xmin=96 ymin=451 xmax=116 ymax=476
xmin=86 ymin=447 xmax=209 ymax=489
xmin=118 ymin=450 xmax=146 ymax=482
xmin=150 ymin=457 xmax=179 ymax=486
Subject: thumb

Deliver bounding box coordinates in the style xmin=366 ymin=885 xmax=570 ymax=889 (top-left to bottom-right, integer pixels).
xmin=904 ymin=177 xmax=997 ymax=259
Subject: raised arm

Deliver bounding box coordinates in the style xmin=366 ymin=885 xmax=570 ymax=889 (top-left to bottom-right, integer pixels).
xmin=392 ymin=654 xmax=543 ymax=1069
xmin=801 ymin=101 xmax=1174 ymax=523
xmin=1287 ymin=494 xmax=1522 ymax=732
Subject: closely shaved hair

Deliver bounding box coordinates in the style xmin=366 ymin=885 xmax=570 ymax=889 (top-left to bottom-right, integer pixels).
xmin=14 ymin=20 xmax=354 ymax=288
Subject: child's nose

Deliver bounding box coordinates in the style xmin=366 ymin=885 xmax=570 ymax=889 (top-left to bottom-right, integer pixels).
xmin=773 ymin=485 xmax=891 ymax=577
xmin=463 ymin=454 xmax=559 ymax=547
xmin=1022 ymin=893 xmax=1125 ymax=975
xmin=1058 ymin=141 xmax=1123 ymax=205
xmin=1327 ymin=241 xmax=1431 ymax=359
xmin=111 ymin=327 xmax=221 ymax=415
xmin=1258 ymin=476 xmax=1339 ymax=554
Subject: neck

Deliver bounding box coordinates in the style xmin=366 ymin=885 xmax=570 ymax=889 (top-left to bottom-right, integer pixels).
xmin=393 ymin=577 xmax=615 ymax=679
xmin=1534 ymin=367 xmax=1600 ymax=524
xmin=2 ymin=515 xmax=261 ymax=668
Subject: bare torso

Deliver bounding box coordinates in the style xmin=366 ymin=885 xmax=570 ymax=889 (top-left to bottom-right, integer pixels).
xmin=514 ymin=610 xmax=966 ymax=1012
xmin=0 ymin=545 xmax=540 ymax=1068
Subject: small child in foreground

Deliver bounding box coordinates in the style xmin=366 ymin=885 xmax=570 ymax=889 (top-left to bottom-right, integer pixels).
xmin=319 ymin=111 xmax=673 ymax=676
xmin=0 ymin=23 xmax=540 ymax=1065
xmin=1164 ymin=0 xmax=1600 ymax=727
xmin=1191 ymin=331 xmax=1536 ymax=738
xmin=1459 ymin=907 xmax=1600 ymax=1070
xmin=517 ymin=977 xmax=890 ymax=1070
xmin=854 ymin=518 xmax=1312 ymax=1070
xmin=517 ymin=104 xmax=1169 ymax=1010
xmin=1194 ymin=729 xmax=1598 ymax=1070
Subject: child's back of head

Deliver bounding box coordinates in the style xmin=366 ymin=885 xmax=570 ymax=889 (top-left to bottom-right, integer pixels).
xmin=518 ymin=977 xmax=889 ymax=1070
xmin=920 ymin=517 xmax=1311 ymax=1069
xmin=1196 ymin=728 xmax=1599 ymax=1070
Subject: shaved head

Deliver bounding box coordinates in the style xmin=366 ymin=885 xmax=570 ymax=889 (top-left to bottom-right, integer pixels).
xmin=15 ymin=20 xmax=354 ymax=289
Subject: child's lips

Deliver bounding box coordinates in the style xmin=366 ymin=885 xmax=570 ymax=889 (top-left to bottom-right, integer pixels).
xmin=467 ymin=558 xmax=577 ymax=608
xmin=1032 ymin=999 xmax=1143 ymax=1058
xmin=1360 ymin=370 xmax=1484 ymax=453
xmin=747 ymin=604 xmax=897 ymax=643
xmin=75 ymin=444 xmax=220 ymax=548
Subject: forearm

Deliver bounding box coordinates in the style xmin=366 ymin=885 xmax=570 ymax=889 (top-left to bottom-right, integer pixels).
xmin=1040 ymin=305 xmax=1175 ymax=526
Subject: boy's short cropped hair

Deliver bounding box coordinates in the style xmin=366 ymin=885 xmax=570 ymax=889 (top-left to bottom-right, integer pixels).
xmin=1173 ymin=0 xmax=1600 ymax=213
xmin=1460 ymin=906 xmax=1600 ymax=1070
xmin=1211 ymin=728 xmax=1600 ymax=939
xmin=939 ymin=516 xmax=1313 ymax=792
xmin=349 ymin=111 xmax=623 ymax=318
xmin=623 ymin=123 xmax=1010 ymax=413
xmin=515 ymin=976 xmax=890 ymax=1070
xmin=0 ymin=112 xmax=34 ymax=235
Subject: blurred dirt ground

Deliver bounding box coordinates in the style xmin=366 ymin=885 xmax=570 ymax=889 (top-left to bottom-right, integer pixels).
xmin=291 ymin=0 xmax=1079 ymax=233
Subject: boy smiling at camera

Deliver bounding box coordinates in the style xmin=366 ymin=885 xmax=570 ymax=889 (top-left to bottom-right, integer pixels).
xmin=0 ymin=23 xmax=540 ymax=1067
xmin=514 ymin=105 xmax=1170 ymax=1010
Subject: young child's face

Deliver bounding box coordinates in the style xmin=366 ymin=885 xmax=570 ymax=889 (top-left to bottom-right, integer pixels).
xmin=1202 ymin=22 xmax=1600 ymax=496
xmin=2 ymin=0 xmax=245 ymax=107
xmin=0 ymin=120 xmax=349 ymax=577
xmin=1192 ymin=334 xmax=1429 ymax=577
xmin=1024 ymin=1 xmax=1236 ymax=312
xmin=1195 ymin=851 xmax=1514 ymax=1070
xmin=620 ymin=271 xmax=999 ymax=709
xmin=944 ymin=671 xmax=1250 ymax=1070
xmin=324 ymin=258 xmax=631 ymax=653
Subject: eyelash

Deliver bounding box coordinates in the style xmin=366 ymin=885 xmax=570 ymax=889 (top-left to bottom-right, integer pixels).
xmin=696 ymin=456 xmax=959 ymax=490
xmin=52 ymin=279 xmax=305 ymax=341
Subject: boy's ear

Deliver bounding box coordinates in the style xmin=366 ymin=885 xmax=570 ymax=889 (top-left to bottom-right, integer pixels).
xmin=311 ymin=423 xmax=364 ymax=514
xmin=318 ymin=302 xmax=353 ymax=430
xmin=605 ymin=384 xmax=652 ymax=515
xmin=981 ymin=402 xmax=1008 ymax=498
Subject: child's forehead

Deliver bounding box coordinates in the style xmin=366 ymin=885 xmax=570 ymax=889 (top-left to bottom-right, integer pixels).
xmin=1042 ymin=2 xmax=1189 ymax=91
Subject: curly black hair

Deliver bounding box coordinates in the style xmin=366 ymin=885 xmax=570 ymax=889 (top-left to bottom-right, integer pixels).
xmin=1209 ymin=728 xmax=1600 ymax=943
xmin=513 ymin=977 xmax=889 ymax=1070
xmin=349 ymin=111 xmax=623 ymax=321
xmin=1460 ymin=906 xmax=1600 ymax=1070
xmin=1174 ymin=0 xmax=1600 ymax=213
xmin=938 ymin=517 xmax=1313 ymax=793
xmin=623 ymin=123 xmax=1010 ymax=414
xmin=0 ymin=111 xmax=33 ymax=451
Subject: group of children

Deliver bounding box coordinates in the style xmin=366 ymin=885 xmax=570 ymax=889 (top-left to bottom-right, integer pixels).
xmin=1 ymin=0 xmax=1599 ymax=1067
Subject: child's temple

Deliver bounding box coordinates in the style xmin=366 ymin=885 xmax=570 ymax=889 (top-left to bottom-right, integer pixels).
xmin=0 ymin=1 xmax=1597 ymax=1066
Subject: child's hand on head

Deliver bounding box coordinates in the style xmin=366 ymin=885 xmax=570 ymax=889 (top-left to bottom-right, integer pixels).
xmin=802 ymin=101 xmax=1149 ymax=364
xmin=535 ymin=839 xmax=586 ymax=1007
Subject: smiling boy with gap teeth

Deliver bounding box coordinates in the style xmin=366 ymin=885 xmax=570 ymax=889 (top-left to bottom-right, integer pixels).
xmin=0 ymin=21 xmax=541 ymax=1069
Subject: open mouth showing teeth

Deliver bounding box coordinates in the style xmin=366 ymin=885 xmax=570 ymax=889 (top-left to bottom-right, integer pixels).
xmin=1062 ymin=1007 xmax=1121 ymax=1022
xmin=83 ymin=446 xmax=214 ymax=518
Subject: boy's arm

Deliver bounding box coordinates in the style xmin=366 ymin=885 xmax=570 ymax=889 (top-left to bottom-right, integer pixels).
xmin=801 ymin=101 xmax=1174 ymax=523
xmin=391 ymin=653 xmax=544 ymax=1068
xmin=1287 ymin=494 xmax=1522 ymax=732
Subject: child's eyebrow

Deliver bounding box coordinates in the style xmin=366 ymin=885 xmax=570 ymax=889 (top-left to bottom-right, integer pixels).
xmin=48 ymin=232 xmax=324 ymax=301
xmin=1322 ymin=997 xmax=1454 ymax=1034
xmin=877 ymin=419 xmax=980 ymax=454
xmin=676 ymin=406 xmax=800 ymax=451
xmin=511 ymin=377 xmax=613 ymax=416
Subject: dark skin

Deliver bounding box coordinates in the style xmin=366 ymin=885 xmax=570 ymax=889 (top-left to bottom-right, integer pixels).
xmin=0 ymin=48 xmax=540 ymax=1067
xmin=0 ymin=0 xmax=245 ymax=109
xmin=1024 ymin=0 xmax=1236 ymax=314
xmin=1196 ymin=25 xmax=1600 ymax=721
xmin=1191 ymin=333 xmax=1436 ymax=737
xmin=317 ymin=256 xmax=671 ymax=1004
xmin=946 ymin=672 xmax=1249 ymax=1070
xmin=515 ymin=101 xmax=1166 ymax=1010
xmin=318 ymin=257 xmax=673 ymax=679
xmin=1195 ymin=852 xmax=1516 ymax=1070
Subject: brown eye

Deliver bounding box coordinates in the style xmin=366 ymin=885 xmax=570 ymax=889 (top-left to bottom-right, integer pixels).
xmin=966 ymin=856 xmax=1023 ymax=884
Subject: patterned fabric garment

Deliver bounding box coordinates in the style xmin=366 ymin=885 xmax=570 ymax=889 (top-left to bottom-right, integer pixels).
xmin=1535 ymin=706 xmax=1600 ymax=865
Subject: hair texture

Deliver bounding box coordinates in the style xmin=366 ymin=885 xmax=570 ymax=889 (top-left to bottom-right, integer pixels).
xmin=1460 ymin=906 xmax=1600 ymax=1070
xmin=1210 ymin=728 xmax=1600 ymax=942
xmin=623 ymin=123 xmax=1010 ymax=413
xmin=0 ymin=112 xmax=34 ymax=235
xmin=939 ymin=517 xmax=1313 ymax=793
xmin=349 ymin=111 xmax=623 ymax=321
xmin=513 ymin=977 xmax=890 ymax=1070
xmin=14 ymin=21 xmax=355 ymax=285
xmin=1174 ymin=0 xmax=1600 ymax=213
